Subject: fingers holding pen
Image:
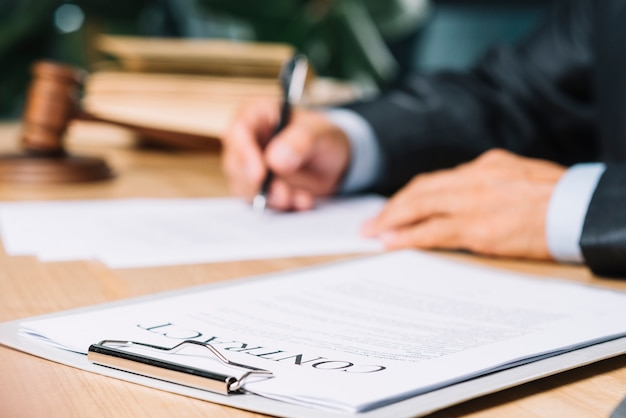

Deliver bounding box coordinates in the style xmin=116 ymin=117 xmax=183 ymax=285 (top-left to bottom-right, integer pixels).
xmin=223 ymin=98 xmax=351 ymax=210
xmin=260 ymin=110 xmax=350 ymax=206
xmin=245 ymin=118 xmax=318 ymax=211
xmin=265 ymin=122 xmax=315 ymax=176
xmin=266 ymin=179 xmax=315 ymax=212
xmin=226 ymin=124 xmax=313 ymax=209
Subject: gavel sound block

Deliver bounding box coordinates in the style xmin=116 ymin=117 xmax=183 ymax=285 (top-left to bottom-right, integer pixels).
xmin=0 ymin=61 xmax=113 ymax=183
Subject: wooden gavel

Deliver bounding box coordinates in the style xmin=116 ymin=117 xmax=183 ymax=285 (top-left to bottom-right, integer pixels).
xmin=0 ymin=61 xmax=113 ymax=183
xmin=0 ymin=60 xmax=221 ymax=183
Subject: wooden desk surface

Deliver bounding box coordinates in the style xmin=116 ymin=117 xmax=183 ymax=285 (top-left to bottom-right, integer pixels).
xmin=1 ymin=121 xmax=626 ymax=418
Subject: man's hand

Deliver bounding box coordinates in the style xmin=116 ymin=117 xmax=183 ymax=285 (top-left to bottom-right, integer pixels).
xmin=362 ymin=149 xmax=567 ymax=260
xmin=222 ymin=99 xmax=351 ymax=211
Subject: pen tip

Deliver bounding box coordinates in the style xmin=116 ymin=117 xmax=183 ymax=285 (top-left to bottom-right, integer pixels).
xmin=252 ymin=194 xmax=267 ymax=212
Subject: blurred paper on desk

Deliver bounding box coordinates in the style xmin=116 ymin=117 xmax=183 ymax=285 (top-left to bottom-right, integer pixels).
xmin=0 ymin=196 xmax=385 ymax=268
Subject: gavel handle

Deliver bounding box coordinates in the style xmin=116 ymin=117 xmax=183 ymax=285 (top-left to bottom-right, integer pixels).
xmin=75 ymin=111 xmax=221 ymax=151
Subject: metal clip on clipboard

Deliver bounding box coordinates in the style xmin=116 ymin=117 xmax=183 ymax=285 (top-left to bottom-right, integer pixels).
xmin=88 ymin=340 xmax=273 ymax=396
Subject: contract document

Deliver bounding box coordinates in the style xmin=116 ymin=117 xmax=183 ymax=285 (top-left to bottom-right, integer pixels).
xmin=3 ymin=251 xmax=626 ymax=417
xmin=0 ymin=196 xmax=384 ymax=268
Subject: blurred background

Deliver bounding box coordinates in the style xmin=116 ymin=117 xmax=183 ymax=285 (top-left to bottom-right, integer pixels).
xmin=0 ymin=0 xmax=552 ymax=119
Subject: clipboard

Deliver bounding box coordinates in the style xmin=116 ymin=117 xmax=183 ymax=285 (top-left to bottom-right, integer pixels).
xmin=3 ymin=250 xmax=626 ymax=417
xmin=82 ymin=335 xmax=626 ymax=417
xmin=4 ymin=308 xmax=626 ymax=418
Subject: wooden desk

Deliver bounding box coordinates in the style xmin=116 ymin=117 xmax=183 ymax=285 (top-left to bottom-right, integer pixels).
xmin=1 ymin=121 xmax=626 ymax=418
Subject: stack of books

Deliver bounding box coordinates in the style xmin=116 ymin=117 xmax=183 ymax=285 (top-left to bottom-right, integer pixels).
xmin=82 ymin=35 xmax=357 ymax=150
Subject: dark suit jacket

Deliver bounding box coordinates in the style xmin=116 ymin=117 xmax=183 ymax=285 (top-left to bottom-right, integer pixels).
xmin=346 ymin=0 xmax=626 ymax=277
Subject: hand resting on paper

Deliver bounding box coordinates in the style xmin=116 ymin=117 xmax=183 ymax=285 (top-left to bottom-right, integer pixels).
xmin=221 ymin=98 xmax=351 ymax=212
xmin=361 ymin=149 xmax=567 ymax=260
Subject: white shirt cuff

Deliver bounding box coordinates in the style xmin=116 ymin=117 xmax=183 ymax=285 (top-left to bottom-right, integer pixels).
xmin=546 ymin=163 xmax=606 ymax=263
xmin=324 ymin=108 xmax=382 ymax=193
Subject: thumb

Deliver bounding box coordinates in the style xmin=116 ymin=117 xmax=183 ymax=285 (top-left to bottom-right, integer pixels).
xmin=265 ymin=124 xmax=316 ymax=175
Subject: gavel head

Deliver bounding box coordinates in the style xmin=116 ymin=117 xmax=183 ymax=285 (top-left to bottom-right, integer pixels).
xmin=20 ymin=61 xmax=86 ymax=156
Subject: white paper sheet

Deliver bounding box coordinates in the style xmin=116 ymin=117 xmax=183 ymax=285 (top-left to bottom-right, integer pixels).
xmin=17 ymin=251 xmax=626 ymax=414
xmin=0 ymin=196 xmax=385 ymax=268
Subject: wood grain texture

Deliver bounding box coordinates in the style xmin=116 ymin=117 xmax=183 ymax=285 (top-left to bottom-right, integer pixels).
xmin=0 ymin=122 xmax=625 ymax=418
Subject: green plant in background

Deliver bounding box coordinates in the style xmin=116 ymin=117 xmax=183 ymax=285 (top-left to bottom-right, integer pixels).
xmin=193 ymin=0 xmax=430 ymax=88
xmin=0 ymin=0 xmax=550 ymax=119
xmin=0 ymin=0 xmax=58 ymax=118
xmin=0 ymin=0 xmax=152 ymax=118
xmin=0 ymin=0 xmax=429 ymax=118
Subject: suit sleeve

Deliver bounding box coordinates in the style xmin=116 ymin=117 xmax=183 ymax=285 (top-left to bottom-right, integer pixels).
xmin=580 ymin=167 xmax=626 ymax=277
xmin=345 ymin=0 xmax=595 ymax=195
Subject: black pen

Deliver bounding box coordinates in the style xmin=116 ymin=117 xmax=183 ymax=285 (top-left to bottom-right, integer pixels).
xmin=252 ymin=54 xmax=309 ymax=212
